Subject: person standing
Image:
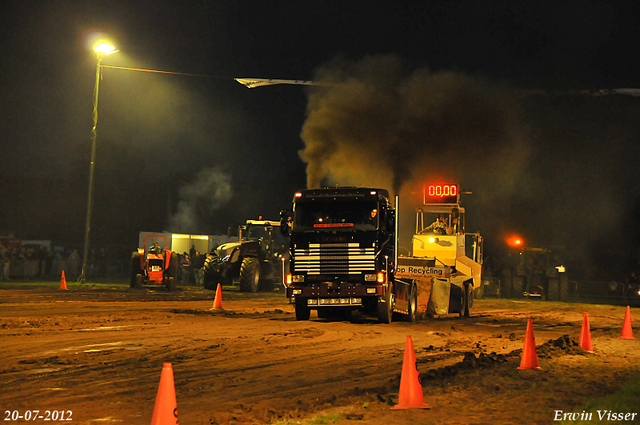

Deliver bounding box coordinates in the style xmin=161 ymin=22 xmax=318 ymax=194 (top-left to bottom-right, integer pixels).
xmin=2 ymin=253 xmax=10 ymax=281
xmin=192 ymin=251 xmax=205 ymax=286
xmin=68 ymin=249 xmax=80 ymax=278
xmin=180 ymin=254 xmax=191 ymax=285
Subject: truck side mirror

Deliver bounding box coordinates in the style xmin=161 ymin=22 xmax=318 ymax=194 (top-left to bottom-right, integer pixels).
xmin=280 ymin=209 xmax=291 ymax=236
xmin=387 ymin=210 xmax=395 ymax=231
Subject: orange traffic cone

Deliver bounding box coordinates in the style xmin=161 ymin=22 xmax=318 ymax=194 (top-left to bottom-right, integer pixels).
xmin=579 ymin=312 xmax=594 ymax=352
xmin=391 ymin=335 xmax=431 ymax=410
xmin=151 ymin=363 xmax=179 ymax=425
xmin=60 ymin=271 xmax=68 ymax=290
xmin=518 ymin=318 xmax=541 ymax=370
xmin=209 ymin=283 xmax=223 ymax=311
xmin=619 ymin=306 xmax=635 ymax=340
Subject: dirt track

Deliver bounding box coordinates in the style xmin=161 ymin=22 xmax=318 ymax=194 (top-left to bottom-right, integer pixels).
xmin=1 ymin=283 xmax=639 ymax=425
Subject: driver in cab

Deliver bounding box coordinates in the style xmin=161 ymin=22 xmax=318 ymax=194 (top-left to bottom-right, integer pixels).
xmin=149 ymin=241 xmax=163 ymax=256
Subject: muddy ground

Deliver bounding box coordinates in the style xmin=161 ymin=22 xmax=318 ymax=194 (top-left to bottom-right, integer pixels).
xmin=1 ymin=283 xmax=639 ymax=425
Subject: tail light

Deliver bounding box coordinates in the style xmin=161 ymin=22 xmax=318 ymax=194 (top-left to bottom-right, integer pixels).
xmin=377 ymin=271 xmax=386 ymax=284
xmin=286 ymin=273 xmax=292 ymax=285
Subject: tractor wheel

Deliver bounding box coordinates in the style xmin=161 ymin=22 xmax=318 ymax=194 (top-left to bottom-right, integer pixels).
xmin=165 ymin=252 xmax=179 ymax=291
xmin=130 ymin=252 xmax=142 ymax=288
xmin=377 ymin=283 xmax=395 ymax=324
xmin=203 ymin=253 xmax=224 ymax=291
xmin=166 ymin=277 xmax=176 ymax=292
xmin=239 ymin=257 xmax=260 ymax=293
xmin=295 ymin=298 xmax=311 ymax=321
xmin=135 ymin=274 xmax=143 ymax=288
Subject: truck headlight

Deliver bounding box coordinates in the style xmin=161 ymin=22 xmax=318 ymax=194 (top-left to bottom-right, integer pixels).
xmin=364 ymin=274 xmax=377 ymax=282
xmin=292 ymin=289 xmax=302 ymax=295
xmin=292 ymin=275 xmax=305 ymax=283
xmin=366 ymin=287 xmax=377 ymax=294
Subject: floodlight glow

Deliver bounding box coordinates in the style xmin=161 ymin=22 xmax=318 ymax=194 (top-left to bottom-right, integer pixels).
xmin=94 ymin=42 xmax=118 ymax=54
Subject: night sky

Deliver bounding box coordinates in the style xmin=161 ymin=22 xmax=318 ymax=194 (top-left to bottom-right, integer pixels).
xmin=2 ymin=1 xmax=640 ymax=279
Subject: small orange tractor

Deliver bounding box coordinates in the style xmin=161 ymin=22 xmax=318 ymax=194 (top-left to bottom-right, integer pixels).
xmin=130 ymin=234 xmax=179 ymax=291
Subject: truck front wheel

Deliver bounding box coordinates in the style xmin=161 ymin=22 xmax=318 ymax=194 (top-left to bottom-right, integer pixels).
xmin=377 ymin=284 xmax=394 ymax=324
xmin=295 ymin=298 xmax=310 ymax=321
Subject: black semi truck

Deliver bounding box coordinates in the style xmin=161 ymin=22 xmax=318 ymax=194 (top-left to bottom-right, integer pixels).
xmin=282 ymin=187 xmax=417 ymax=323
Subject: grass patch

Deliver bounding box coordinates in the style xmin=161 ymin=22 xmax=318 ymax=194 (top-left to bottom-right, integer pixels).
xmin=560 ymin=373 xmax=640 ymax=424
xmin=0 ymin=280 xmax=129 ymax=289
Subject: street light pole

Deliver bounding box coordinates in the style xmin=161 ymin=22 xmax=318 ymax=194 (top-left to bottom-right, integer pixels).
xmin=79 ymin=43 xmax=117 ymax=284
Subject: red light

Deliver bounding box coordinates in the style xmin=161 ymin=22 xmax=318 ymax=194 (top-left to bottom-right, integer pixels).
xmin=377 ymin=271 xmax=386 ymax=284
xmin=507 ymin=236 xmax=524 ymax=248
xmin=427 ymin=184 xmax=458 ymax=198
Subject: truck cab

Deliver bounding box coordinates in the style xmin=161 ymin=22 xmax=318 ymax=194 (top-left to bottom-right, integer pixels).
xmin=285 ymin=187 xmax=417 ymax=323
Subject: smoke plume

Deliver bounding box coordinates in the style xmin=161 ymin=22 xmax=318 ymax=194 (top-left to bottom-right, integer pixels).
xmin=299 ymin=55 xmax=530 ymax=197
xmin=168 ymin=168 xmax=232 ymax=234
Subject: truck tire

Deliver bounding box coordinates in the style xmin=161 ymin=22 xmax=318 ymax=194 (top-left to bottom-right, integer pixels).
xmin=165 ymin=252 xmax=179 ymax=292
xmin=405 ymin=282 xmax=418 ymax=322
xmin=295 ymin=298 xmax=310 ymax=321
xmin=462 ymin=281 xmax=474 ymax=317
xmin=130 ymin=252 xmax=142 ymax=288
xmin=377 ymin=283 xmax=394 ymax=324
xmin=239 ymin=257 xmax=260 ymax=293
xmin=203 ymin=253 xmax=224 ymax=291
xmin=135 ymin=273 xmax=143 ymax=289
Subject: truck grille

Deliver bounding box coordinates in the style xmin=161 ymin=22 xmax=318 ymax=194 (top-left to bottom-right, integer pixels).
xmin=294 ymin=243 xmax=376 ymax=275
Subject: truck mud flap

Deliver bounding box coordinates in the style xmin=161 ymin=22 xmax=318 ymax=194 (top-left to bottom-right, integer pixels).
xmin=428 ymin=278 xmax=452 ymax=315
xmin=448 ymin=283 xmax=463 ymax=314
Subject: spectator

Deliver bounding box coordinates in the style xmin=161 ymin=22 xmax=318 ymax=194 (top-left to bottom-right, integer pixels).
xmin=67 ymin=249 xmax=80 ymax=277
xmin=98 ymin=247 xmax=108 ymax=277
xmin=192 ymin=251 xmax=206 ymax=286
xmin=2 ymin=253 xmax=10 ymax=281
xmin=180 ymin=254 xmax=191 ymax=286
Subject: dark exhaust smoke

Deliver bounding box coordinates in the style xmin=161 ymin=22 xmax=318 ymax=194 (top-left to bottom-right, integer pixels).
xmin=299 ymin=55 xmax=529 ymax=197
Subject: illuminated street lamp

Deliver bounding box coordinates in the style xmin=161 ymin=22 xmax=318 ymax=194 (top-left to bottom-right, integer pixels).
xmin=79 ymin=42 xmax=118 ymax=284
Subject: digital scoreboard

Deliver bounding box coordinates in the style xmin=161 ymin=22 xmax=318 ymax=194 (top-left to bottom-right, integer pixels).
xmin=423 ymin=184 xmax=459 ymax=205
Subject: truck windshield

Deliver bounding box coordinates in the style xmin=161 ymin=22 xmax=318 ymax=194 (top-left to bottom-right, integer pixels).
xmin=294 ymin=200 xmax=378 ymax=231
